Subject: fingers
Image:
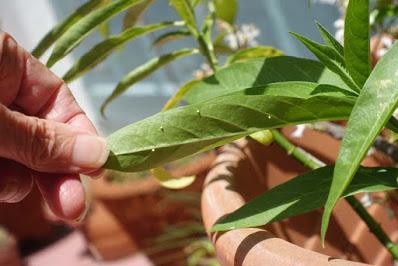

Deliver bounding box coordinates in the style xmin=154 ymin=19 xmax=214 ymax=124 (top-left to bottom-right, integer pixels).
xmin=0 ymin=159 xmax=33 ymax=203
xmin=0 ymin=31 xmax=97 ymax=136
xmin=34 ymin=173 xmax=86 ymax=220
xmin=0 ymin=104 xmax=109 ymax=174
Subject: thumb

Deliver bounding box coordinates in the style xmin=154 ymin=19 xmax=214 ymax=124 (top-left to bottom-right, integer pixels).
xmin=0 ymin=104 xmax=109 ymax=173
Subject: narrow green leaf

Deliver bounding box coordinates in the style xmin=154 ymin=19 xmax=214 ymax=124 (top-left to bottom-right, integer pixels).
xmin=152 ymin=29 xmax=191 ymax=47
xmin=47 ymin=0 xmax=145 ymax=67
xmin=214 ymin=0 xmax=238 ymax=24
xmin=122 ymin=0 xmax=155 ymax=30
xmin=344 ymin=0 xmax=371 ymax=88
xmin=32 ymin=0 xmax=103 ymax=58
xmin=322 ymin=41 xmax=398 ymax=243
xmin=105 ymin=81 xmax=356 ymax=172
xmin=101 ymin=48 xmax=198 ymax=114
xmin=316 ymin=22 xmax=344 ymax=56
xmin=151 ymin=167 xmax=195 ymax=189
xmin=162 ymin=79 xmax=200 ymax=111
xmin=211 ymin=166 xmax=398 ymax=232
xmin=97 ymin=0 xmax=112 ymax=39
xmin=225 ymin=46 xmax=283 ymax=65
xmin=170 ymin=0 xmax=198 ymax=35
xmin=185 ymin=56 xmax=352 ymax=104
xmin=291 ymin=32 xmax=360 ymax=93
xmin=63 ymin=21 xmax=180 ymax=83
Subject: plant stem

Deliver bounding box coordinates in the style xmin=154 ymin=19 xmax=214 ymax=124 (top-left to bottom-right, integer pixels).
xmin=345 ymin=196 xmax=398 ymax=259
xmin=271 ymin=129 xmax=398 ymax=260
xmin=194 ymin=0 xmax=219 ymax=72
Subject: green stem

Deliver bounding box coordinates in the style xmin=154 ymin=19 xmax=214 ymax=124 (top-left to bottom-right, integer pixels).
xmin=195 ymin=0 xmax=219 ymax=72
xmin=271 ymin=129 xmax=398 ymax=260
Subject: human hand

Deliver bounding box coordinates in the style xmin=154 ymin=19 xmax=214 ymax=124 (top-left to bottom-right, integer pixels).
xmin=0 ymin=32 xmax=109 ymax=220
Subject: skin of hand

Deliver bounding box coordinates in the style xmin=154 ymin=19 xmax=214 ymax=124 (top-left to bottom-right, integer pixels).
xmin=0 ymin=32 xmax=109 ymax=221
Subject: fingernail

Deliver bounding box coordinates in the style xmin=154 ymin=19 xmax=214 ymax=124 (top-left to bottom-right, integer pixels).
xmin=72 ymin=135 xmax=109 ymax=170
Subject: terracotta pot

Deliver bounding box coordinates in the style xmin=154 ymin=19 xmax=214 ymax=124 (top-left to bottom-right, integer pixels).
xmin=82 ymin=152 xmax=215 ymax=261
xmin=0 ymin=232 xmax=22 ymax=266
xmin=202 ymin=127 xmax=398 ymax=265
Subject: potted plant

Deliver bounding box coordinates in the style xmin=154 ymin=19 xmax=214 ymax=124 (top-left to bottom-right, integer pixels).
xmin=31 ymin=0 xmax=398 ymax=264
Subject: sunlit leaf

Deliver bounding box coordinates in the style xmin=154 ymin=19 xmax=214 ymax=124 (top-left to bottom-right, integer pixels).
xmin=105 ymin=81 xmax=356 ymax=172
xmin=63 ymin=21 xmax=180 ymax=83
xmin=249 ymin=130 xmax=273 ymax=145
xmin=170 ymin=0 xmax=198 ymax=35
xmin=32 ymin=0 xmax=103 ymax=58
xmin=291 ymin=32 xmax=360 ymax=93
xmin=122 ymin=0 xmax=155 ymax=30
xmin=101 ymin=48 xmax=198 ymax=114
xmin=184 ymin=56 xmax=352 ymax=104
xmin=212 ymin=166 xmax=398 ymax=232
xmin=162 ymin=79 xmax=200 ymax=111
xmin=47 ymin=0 xmax=145 ymax=67
xmin=151 ymin=167 xmax=195 ymax=189
xmin=214 ymin=0 xmax=238 ymax=24
xmin=322 ymin=41 xmax=398 ymax=243
xmin=344 ymin=0 xmax=371 ymax=88
xmin=152 ymin=29 xmax=191 ymax=47
xmin=316 ymin=22 xmax=344 ymax=56
xmin=226 ymin=46 xmax=283 ymax=65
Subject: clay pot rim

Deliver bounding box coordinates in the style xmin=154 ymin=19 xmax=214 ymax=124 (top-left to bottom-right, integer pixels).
xmin=201 ymin=139 xmax=368 ymax=266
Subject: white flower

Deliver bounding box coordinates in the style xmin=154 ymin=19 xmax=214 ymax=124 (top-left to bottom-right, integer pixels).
xmin=193 ymin=63 xmax=213 ymax=79
xmin=222 ymin=23 xmax=261 ymax=50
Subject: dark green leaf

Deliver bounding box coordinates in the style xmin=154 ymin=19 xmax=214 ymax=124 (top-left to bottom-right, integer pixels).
xmin=291 ymin=32 xmax=360 ymax=93
xmin=63 ymin=21 xmax=180 ymax=83
xmin=32 ymin=0 xmax=103 ymax=58
xmin=316 ymin=22 xmax=344 ymax=56
xmin=101 ymin=48 xmax=198 ymax=114
xmin=152 ymin=29 xmax=191 ymax=47
xmin=185 ymin=56 xmax=352 ymax=104
xmin=344 ymin=0 xmax=371 ymax=88
xmin=122 ymin=0 xmax=155 ymax=30
xmin=322 ymin=41 xmax=398 ymax=242
xmin=214 ymin=0 xmax=238 ymax=24
xmin=211 ymin=166 xmax=398 ymax=232
xmin=170 ymin=0 xmax=198 ymax=35
xmin=225 ymin=46 xmax=283 ymax=65
xmin=105 ymin=81 xmax=356 ymax=172
xmin=47 ymin=0 xmax=145 ymax=67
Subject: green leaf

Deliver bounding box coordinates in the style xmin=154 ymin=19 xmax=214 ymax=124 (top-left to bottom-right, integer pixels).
xmin=32 ymin=0 xmax=103 ymax=58
xmin=101 ymin=48 xmax=198 ymax=114
xmin=184 ymin=56 xmax=352 ymax=104
xmin=105 ymin=81 xmax=356 ymax=172
xmin=291 ymin=32 xmax=360 ymax=93
xmin=170 ymin=0 xmax=198 ymax=35
xmin=316 ymin=22 xmax=344 ymax=56
xmin=211 ymin=166 xmax=398 ymax=232
xmin=225 ymin=46 xmax=283 ymax=65
xmin=63 ymin=21 xmax=180 ymax=83
xmin=122 ymin=0 xmax=155 ymax=30
xmin=162 ymin=79 xmax=200 ymax=111
xmin=321 ymin=41 xmax=398 ymax=243
xmin=151 ymin=167 xmax=195 ymax=189
xmin=344 ymin=0 xmax=371 ymax=88
xmin=249 ymin=130 xmax=274 ymax=145
xmin=214 ymin=0 xmax=238 ymax=24
xmin=97 ymin=0 xmax=112 ymax=39
xmin=152 ymin=29 xmax=191 ymax=47
xmin=47 ymin=0 xmax=145 ymax=67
